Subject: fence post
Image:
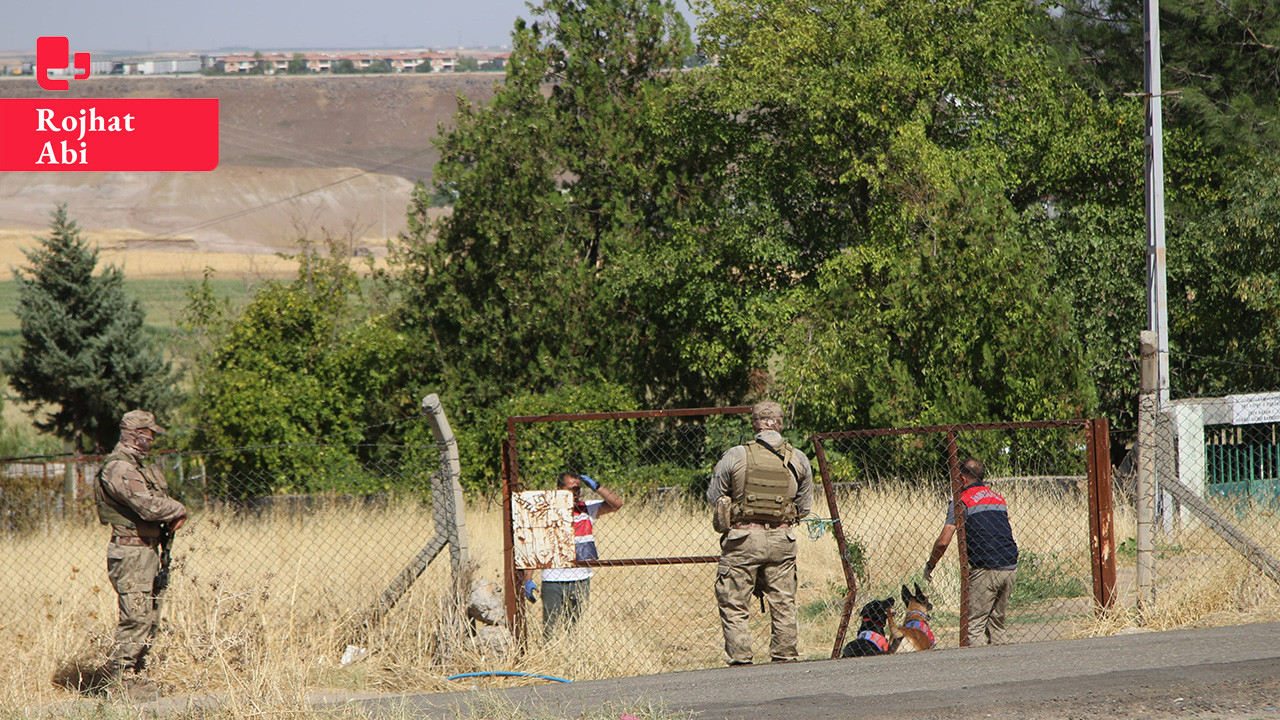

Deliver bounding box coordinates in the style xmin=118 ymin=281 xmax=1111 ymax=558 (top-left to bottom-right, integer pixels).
xmin=946 ymin=430 xmax=969 ymax=647
xmin=424 ymin=394 xmax=470 ymax=588
xmin=812 ymin=436 xmax=858 ymax=659
xmin=503 ymin=422 xmax=523 ymax=643
xmin=343 ymin=394 xmax=468 ymax=654
xmin=1137 ymin=330 xmax=1158 ymax=610
xmin=64 ymin=458 xmax=76 ymax=500
xmin=1087 ymin=418 xmax=1117 ymax=611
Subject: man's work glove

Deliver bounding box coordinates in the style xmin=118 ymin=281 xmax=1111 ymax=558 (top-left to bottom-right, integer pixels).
xmin=580 ymin=474 xmax=600 ymax=491
xmin=524 ymin=579 xmax=538 ymax=603
xmin=923 ymin=563 xmax=934 ymax=582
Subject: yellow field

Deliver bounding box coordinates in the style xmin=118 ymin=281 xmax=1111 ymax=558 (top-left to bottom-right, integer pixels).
xmin=0 ymin=228 xmax=397 ymax=281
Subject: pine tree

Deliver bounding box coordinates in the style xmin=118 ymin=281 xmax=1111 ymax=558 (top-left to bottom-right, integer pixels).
xmin=2 ymin=204 xmax=177 ymax=454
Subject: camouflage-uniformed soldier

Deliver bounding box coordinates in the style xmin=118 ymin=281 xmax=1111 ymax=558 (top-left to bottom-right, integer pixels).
xmin=94 ymin=410 xmax=187 ymax=696
xmin=706 ymin=401 xmax=813 ymax=665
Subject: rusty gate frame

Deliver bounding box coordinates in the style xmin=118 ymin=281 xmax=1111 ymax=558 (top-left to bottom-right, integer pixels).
xmin=501 ymin=405 xmax=753 ymax=639
xmin=813 ymin=418 xmax=1116 ymax=658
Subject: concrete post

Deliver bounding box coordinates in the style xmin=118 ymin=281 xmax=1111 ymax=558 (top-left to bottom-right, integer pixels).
xmin=1137 ymin=331 xmax=1158 ymax=610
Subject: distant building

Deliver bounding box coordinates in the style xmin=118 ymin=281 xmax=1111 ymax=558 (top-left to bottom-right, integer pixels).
xmin=112 ymin=55 xmax=204 ymax=75
xmin=475 ymin=52 xmax=510 ymax=70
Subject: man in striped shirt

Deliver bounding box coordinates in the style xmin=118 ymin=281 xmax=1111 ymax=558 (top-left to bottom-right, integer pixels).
xmin=525 ymin=472 xmax=624 ymax=637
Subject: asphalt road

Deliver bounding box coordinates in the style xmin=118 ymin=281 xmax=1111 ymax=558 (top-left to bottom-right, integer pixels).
xmin=334 ymin=622 xmax=1280 ymax=719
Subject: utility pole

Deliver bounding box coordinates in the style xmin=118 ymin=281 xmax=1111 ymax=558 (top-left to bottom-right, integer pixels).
xmin=1144 ymin=0 xmax=1170 ymax=410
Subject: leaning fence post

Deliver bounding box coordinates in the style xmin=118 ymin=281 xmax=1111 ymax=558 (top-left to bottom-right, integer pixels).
xmin=423 ymin=393 xmax=469 ymax=589
xmin=812 ymin=435 xmax=859 ymax=659
xmin=342 ymin=394 xmax=468 ymax=659
xmin=1137 ymin=330 xmax=1158 ymax=610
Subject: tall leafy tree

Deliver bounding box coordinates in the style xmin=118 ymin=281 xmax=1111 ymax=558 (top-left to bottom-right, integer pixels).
xmin=692 ymin=0 xmax=1112 ymax=429
xmin=394 ymin=0 xmax=695 ymax=411
xmin=1041 ymin=0 xmax=1280 ymax=161
xmin=1039 ymin=0 xmax=1280 ymax=404
xmin=3 ymin=204 xmax=177 ymax=453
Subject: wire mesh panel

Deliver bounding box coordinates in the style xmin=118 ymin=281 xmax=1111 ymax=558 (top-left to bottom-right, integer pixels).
xmin=0 ymin=426 xmax=475 ymax=704
xmin=502 ymin=407 xmax=860 ymax=676
xmin=814 ymin=420 xmax=1113 ymax=652
xmin=1125 ymin=392 xmax=1280 ymax=624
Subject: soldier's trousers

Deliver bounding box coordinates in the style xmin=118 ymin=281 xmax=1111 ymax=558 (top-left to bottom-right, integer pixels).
xmin=714 ymin=525 xmax=798 ymax=664
xmin=106 ymin=542 xmax=161 ymax=672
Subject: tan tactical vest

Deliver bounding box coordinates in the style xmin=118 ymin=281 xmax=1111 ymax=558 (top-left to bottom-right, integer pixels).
xmin=732 ymin=441 xmax=799 ymax=523
xmin=94 ymin=451 xmax=158 ymax=531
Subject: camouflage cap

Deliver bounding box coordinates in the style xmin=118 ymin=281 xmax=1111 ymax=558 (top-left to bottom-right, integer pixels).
xmin=751 ymin=401 xmax=784 ymax=422
xmin=120 ymin=410 xmax=166 ymax=434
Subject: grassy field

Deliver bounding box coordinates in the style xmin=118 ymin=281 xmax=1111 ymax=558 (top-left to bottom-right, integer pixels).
xmin=0 ymin=226 xmax=393 ymax=334
xmin=4 ymin=484 xmax=1278 ymax=715
xmin=0 ymin=277 xmax=267 ymax=335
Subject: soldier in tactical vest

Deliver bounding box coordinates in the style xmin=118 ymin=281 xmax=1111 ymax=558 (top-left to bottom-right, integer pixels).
xmin=93 ymin=410 xmax=188 ymax=699
xmin=706 ymin=401 xmax=813 ymax=665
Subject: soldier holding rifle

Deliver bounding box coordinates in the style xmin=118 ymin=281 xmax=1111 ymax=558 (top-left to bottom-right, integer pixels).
xmin=93 ymin=410 xmax=187 ymax=699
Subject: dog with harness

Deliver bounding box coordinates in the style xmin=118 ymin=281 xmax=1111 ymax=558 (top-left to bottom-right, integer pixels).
xmin=840 ymin=597 xmax=898 ymax=657
xmin=893 ymin=583 xmax=937 ymax=653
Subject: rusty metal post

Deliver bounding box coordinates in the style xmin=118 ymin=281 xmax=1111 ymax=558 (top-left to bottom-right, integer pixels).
xmin=813 ymin=436 xmax=858 ymax=659
xmin=502 ymin=432 xmax=521 ymax=641
xmin=1087 ymin=418 xmax=1118 ymax=611
xmin=946 ymin=430 xmax=969 ymax=647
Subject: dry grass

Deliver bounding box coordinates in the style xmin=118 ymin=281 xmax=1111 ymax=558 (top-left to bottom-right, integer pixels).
xmin=3 ymin=485 xmax=1277 ymax=714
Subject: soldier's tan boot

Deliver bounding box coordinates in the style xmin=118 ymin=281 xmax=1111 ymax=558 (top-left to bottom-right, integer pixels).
xmin=123 ymin=675 xmax=162 ymax=703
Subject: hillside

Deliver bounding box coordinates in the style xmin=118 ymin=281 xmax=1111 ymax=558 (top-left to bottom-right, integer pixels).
xmin=0 ymin=73 xmax=499 ymax=256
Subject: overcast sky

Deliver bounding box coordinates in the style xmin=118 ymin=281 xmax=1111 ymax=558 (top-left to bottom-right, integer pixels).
xmin=2 ymin=0 xmax=567 ymax=53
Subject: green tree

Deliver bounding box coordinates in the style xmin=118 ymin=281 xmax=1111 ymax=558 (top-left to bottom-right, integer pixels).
xmin=287 ymin=52 xmax=308 ymax=74
xmin=1040 ymin=0 xmax=1280 ymax=161
xmin=184 ymin=240 xmax=416 ymax=495
xmin=333 ymin=59 xmax=356 ymax=74
xmin=1170 ymin=160 xmax=1280 ymax=395
xmin=394 ymin=0 xmax=694 ymax=414
xmin=2 ymin=205 xmax=177 ymax=453
xmin=366 ymin=59 xmax=391 ymax=74
xmin=455 ymin=56 xmax=480 ymax=72
xmin=692 ymin=0 xmax=1112 ymax=429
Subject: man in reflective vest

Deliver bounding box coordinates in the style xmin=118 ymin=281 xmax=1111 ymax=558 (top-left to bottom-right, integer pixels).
xmin=706 ymin=401 xmax=813 ymax=665
xmin=923 ymin=457 xmax=1019 ymax=645
xmin=94 ymin=410 xmax=188 ymax=698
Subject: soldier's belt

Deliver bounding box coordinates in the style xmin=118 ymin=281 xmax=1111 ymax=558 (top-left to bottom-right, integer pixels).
xmin=731 ymin=520 xmax=789 ymax=530
xmin=111 ymin=535 xmax=161 ymax=547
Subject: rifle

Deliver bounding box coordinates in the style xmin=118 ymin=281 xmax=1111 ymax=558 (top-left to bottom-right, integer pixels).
xmin=154 ymin=525 xmax=174 ymax=595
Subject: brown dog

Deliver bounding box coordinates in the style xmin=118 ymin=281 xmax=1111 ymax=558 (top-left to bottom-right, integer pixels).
xmin=891 ymin=583 xmax=936 ymax=653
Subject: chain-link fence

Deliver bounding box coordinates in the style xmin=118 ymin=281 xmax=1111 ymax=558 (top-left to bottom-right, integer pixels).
xmin=1126 ymin=390 xmax=1280 ymax=622
xmin=812 ymin=419 xmax=1116 ymax=653
xmin=501 ymin=411 xmax=1118 ymax=678
xmin=0 ymin=409 xmax=482 ymax=705
xmin=502 ymin=406 xmax=846 ymax=676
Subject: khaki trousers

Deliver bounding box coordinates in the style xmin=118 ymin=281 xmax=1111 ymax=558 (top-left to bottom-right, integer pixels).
xmin=106 ymin=542 xmax=161 ymax=671
xmin=967 ymin=566 xmax=1016 ymax=646
xmin=714 ymin=526 xmax=798 ymax=664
